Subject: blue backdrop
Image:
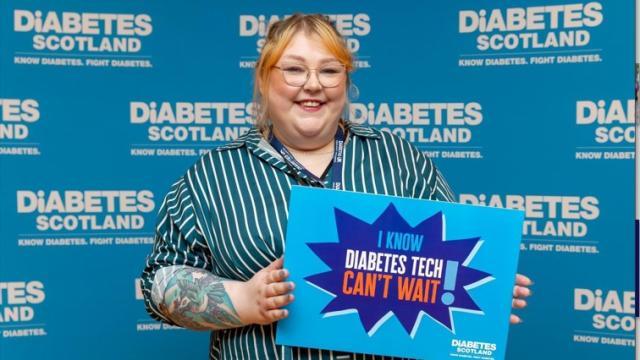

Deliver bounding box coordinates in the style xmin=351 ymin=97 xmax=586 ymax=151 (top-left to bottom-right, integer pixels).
xmin=0 ymin=1 xmax=635 ymax=359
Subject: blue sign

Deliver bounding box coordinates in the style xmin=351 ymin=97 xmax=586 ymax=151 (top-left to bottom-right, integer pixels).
xmin=277 ymin=186 xmax=524 ymax=359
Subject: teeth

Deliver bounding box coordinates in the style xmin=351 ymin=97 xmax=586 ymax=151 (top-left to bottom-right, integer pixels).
xmin=300 ymin=101 xmax=321 ymax=107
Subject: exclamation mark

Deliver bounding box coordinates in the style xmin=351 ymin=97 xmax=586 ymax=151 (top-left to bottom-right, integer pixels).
xmin=441 ymin=260 xmax=459 ymax=305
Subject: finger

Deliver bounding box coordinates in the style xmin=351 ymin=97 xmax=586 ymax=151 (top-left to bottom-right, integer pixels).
xmin=267 ymin=269 xmax=289 ymax=284
xmin=513 ymin=285 xmax=531 ymax=298
xmin=515 ymin=274 xmax=533 ymax=286
xmin=512 ymin=298 xmax=527 ymax=309
xmin=266 ymin=294 xmax=295 ymax=309
xmin=265 ymin=309 xmax=289 ymax=322
xmin=266 ymin=281 xmax=295 ymax=297
xmin=510 ymin=314 xmax=522 ymax=324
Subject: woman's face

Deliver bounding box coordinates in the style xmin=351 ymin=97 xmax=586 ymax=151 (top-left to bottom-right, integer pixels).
xmin=266 ymin=31 xmax=347 ymax=149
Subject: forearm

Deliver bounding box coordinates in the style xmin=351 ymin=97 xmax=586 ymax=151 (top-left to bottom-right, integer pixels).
xmin=151 ymin=265 xmax=247 ymax=331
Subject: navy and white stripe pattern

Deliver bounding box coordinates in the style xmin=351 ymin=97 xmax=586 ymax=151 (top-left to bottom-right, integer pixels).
xmin=141 ymin=121 xmax=454 ymax=359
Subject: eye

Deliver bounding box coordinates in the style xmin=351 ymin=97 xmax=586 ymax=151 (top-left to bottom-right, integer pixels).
xmin=282 ymin=65 xmax=306 ymax=73
xmin=320 ymin=66 xmax=343 ymax=75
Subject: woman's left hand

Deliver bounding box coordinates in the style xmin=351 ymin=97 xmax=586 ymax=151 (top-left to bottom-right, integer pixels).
xmin=510 ymin=273 xmax=532 ymax=324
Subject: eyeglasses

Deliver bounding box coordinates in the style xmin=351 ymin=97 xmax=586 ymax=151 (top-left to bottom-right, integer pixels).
xmin=273 ymin=63 xmax=346 ymax=88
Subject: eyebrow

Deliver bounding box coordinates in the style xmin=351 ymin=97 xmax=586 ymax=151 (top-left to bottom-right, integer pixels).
xmin=280 ymin=55 xmax=340 ymax=64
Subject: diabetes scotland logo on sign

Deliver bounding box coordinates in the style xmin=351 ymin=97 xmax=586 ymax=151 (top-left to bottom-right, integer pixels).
xmin=0 ymin=280 xmax=47 ymax=339
xmin=129 ymin=101 xmax=254 ymax=157
xmin=574 ymin=99 xmax=635 ymax=160
xmin=278 ymin=187 xmax=523 ymax=359
xmin=350 ymin=101 xmax=484 ymax=160
xmin=14 ymin=189 xmax=156 ymax=248
xmin=11 ymin=9 xmax=153 ymax=68
xmin=0 ymin=98 xmax=41 ymax=156
xmin=457 ymin=2 xmax=604 ymax=68
xmin=459 ymin=193 xmax=601 ymax=255
xmin=573 ymin=288 xmax=635 ymax=348
xmin=238 ymin=13 xmax=372 ymax=70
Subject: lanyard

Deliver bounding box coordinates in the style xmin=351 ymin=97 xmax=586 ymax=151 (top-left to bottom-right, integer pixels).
xmin=269 ymin=127 xmax=345 ymax=189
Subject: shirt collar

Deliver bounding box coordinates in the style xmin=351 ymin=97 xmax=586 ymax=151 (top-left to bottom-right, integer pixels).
xmin=343 ymin=120 xmax=381 ymax=139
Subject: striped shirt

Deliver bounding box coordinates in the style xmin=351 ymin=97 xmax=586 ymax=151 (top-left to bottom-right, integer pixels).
xmin=141 ymin=121 xmax=454 ymax=359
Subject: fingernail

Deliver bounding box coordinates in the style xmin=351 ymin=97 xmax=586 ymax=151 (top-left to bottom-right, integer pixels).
xmin=282 ymin=309 xmax=289 ymax=317
xmin=289 ymin=282 xmax=295 ymax=290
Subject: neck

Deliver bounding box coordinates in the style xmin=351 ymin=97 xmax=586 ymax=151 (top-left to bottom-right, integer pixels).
xmin=286 ymin=138 xmax=335 ymax=157
xmin=287 ymin=139 xmax=335 ymax=178
xmin=272 ymin=130 xmax=337 ymax=178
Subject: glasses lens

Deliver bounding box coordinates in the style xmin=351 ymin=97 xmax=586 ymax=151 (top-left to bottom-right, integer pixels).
xmin=318 ymin=65 xmax=345 ymax=87
xmin=280 ymin=64 xmax=308 ymax=86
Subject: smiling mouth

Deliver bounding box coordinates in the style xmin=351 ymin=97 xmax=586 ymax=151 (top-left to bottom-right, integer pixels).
xmin=295 ymin=100 xmax=325 ymax=112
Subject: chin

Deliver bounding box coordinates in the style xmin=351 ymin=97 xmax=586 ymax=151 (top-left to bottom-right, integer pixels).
xmin=295 ymin=117 xmax=337 ymax=135
xmin=294 ymin=124 xmax=329 ymax=139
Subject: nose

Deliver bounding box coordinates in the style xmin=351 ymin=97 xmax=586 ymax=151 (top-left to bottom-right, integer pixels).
xmin=303 ymin=69 xmax=322 ymax=91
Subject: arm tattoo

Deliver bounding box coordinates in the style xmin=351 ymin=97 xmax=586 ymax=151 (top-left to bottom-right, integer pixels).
xmin=158 ymin=267 xmax=243 ymax=330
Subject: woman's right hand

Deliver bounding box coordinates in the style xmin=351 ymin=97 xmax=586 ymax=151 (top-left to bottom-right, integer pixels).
xmin=239 ymin=257 xmax=295 ymax=325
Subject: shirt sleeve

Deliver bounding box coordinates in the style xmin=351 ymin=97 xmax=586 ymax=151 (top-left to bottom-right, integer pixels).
xmin=140 ymin=176 xmax=213 ymax=325
xmin=408 ymin=143 xmax=455 ymax=202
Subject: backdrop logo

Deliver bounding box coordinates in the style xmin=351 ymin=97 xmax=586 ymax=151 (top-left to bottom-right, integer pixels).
xmin=238 ymin=13 xmax=372 ymax=69
xmin=12 ymin=9 xmax=153 ymax=68
xmin=573 ymin=288 xmax=635 ymax=347
xmin=15 ymin=190 xmax=155 ymax=247
xmin=575 ymin=99 xmax=635 ymax=160
xmin=129 ymin=101 xmax=254 ymax=157
xmin=458 ymin=2 xmax=604 ymax=67
xmin=0 ymin=280 xmax=47 ymax=338
xmin=0 ymin=98 xmax=41 ymax=156
xmin=306 ymin=204 xmax=491 ymax=335
xmin=459 ymin=194 xmax=600 ymax=254
xmin=349 ymin=102 xmax=484 ymax=159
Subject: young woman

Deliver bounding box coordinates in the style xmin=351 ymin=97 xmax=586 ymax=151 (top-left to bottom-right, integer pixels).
xmin=141 ymin=14 xmax=531 ymax=359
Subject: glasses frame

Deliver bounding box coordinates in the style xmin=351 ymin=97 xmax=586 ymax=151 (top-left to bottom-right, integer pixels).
xmin=272 ymin=63 xmax=347 ymax=88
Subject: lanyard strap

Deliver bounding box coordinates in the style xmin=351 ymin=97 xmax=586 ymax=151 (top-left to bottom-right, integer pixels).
xmin=269 ymin=127 xmax=345 ymax=189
